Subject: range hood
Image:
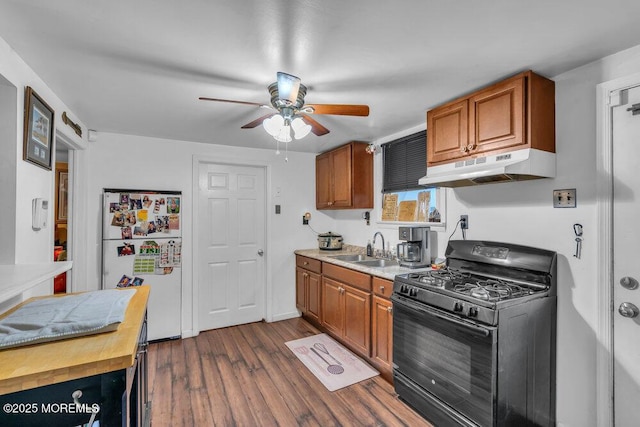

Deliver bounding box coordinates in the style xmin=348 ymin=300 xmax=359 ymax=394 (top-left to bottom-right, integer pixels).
xmin=418 ymin=148 xmax=556 ymax=188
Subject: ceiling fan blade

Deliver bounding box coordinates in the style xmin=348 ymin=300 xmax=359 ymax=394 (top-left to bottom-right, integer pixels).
xmin=199 ymin=97 xmax=267 ymax=108
xmin=277 ymin=72 xmax=301 ymax=104
xmin=241 ymin=113 xmax=277 ymax=129
xmin=303 ymin=104 xmax=370 ymax=116
xmin=301 ymin=115 xmax=330 ymax=136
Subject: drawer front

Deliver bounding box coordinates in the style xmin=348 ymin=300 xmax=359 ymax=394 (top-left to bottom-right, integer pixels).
xmin=322 ymin=263 xmax=371 ymax=291
xmin=373 ymin=277 xmax=393 ymax=298
xmin=296 ymin=255 xmax=322 ymax=274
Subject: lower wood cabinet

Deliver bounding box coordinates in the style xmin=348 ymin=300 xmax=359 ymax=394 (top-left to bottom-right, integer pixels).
xmin=321 ymin=276 xmax=371 ymax=357
xmin=295 ymin=256 xmax=322 ymax=325
xmin=295 ymin=254 xmax=397 ymax=382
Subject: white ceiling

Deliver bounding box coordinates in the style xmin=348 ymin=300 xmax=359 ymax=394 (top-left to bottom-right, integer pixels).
xmin=2 ymin=0 xmax=640 ymax=154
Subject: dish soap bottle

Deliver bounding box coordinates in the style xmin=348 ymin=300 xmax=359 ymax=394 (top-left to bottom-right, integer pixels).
xmin=366 ymin=240 xmax=373 ymax=257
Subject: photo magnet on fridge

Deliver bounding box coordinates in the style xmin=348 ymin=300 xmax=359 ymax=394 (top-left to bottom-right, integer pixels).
xmin=117 ymin=274 xmax=133 ymax=288
xmin=111 ymin=211 xmax=125 ymax=227
xmin=117 ymin=243 xmax=135 ymax=256
xmin=121 ymin=226 xmax=133 ymax=239
xmin=167 ymin=197 xmax=180 ymax=213
xmin=142 ymin=195 xmax=152 ymax=209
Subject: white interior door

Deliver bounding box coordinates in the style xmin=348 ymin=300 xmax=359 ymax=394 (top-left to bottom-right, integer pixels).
xmin=197 ymin=162 xmax=266 ymax=331
xmin=612 ymin=84 xmax=640 ymax=426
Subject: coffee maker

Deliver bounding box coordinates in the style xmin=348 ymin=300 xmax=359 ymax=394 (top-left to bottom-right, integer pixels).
xmin=397 ymin=226 xmax=431 ymax=268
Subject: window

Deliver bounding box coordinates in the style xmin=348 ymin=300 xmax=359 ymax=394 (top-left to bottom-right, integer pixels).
xmin=381 ymin=130 xmax=443 ymax=223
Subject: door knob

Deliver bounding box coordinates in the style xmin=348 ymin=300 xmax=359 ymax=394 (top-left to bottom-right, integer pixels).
xmin=257 ymin=249 xmax=264 ymax=256
xmin=618 ymin=302 xmax=639 ymax=318
xmin=620 ymin=276 xmax=639 ymax=290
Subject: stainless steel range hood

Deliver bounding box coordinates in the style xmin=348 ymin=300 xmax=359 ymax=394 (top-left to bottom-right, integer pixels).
xmin=418 ymin=148 xmax=556 ymax=188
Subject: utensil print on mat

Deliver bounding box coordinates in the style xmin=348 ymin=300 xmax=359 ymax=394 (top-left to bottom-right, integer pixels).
xmin=314 ymin=342 xmax=342 ymax=365
xmin=310 ymin=347 xmax=345 ymax=375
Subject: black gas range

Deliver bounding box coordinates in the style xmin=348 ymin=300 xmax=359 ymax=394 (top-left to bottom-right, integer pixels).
xmin=392 ymin=240 xmax=557 ymax=427
xmin=394 ymin=265 xmax=552 ymax=326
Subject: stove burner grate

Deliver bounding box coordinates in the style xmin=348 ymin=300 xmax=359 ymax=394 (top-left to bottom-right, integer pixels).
xmin=454 ymin=279 xmax=532 ymax=301
xmin=408 ymin=268 xmax=472 ymax=288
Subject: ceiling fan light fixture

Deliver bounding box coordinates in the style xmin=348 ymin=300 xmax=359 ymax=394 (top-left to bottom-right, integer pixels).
xmin=291 ymin=117 xmax=312 ymax=139
xmin=263 ymin=114 xmax=284 ymax=136
xmin=274 ymin=123 xmax=292 ymax=143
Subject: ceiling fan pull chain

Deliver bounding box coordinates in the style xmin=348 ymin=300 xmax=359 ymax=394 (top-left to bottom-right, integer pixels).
xmin=285 ymin=140 xmax=289 ymax=162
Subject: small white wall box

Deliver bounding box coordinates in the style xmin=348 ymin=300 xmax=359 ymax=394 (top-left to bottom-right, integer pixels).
xmin=32 ymin=198 xmax=49 ymax=230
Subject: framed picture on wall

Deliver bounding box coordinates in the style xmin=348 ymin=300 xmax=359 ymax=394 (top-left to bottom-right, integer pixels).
xmin=23 ymin=86 xmax=55 ymax=170
xmin=56 ymin=164 xmax=68 ymax=223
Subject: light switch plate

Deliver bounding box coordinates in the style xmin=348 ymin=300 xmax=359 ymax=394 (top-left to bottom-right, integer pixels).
xmin=553 ymin=189 xmax=577 ymax=208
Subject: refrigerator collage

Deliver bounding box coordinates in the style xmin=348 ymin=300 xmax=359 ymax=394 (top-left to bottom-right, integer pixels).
xmin=101 ymin=189 xmax=182 ymax=341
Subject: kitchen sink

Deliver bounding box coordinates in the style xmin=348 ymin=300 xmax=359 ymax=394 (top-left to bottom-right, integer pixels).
xmin=329 ymin=254 xmax=372 ymax=262
xmin=354 ymin=259 xmax=399 ymax=268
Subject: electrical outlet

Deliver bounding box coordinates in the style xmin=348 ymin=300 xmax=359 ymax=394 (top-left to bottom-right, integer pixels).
xmin=553 ymin=189 xmax=577 ymax=208
xmin=460 ymin=215 xmax=469 ymax=230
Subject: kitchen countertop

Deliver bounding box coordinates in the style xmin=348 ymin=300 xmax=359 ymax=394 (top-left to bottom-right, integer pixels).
xmin=0 ymin=262 xmax=73 ymax=304
xmin=0 ymin=285 xmax=149 ymax=395
xmin=294 ymin=247 xmax=432 ymax=281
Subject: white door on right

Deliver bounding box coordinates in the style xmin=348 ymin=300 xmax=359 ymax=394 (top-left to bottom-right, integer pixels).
xmin=612 ymin=84 xmax=640 ymax=426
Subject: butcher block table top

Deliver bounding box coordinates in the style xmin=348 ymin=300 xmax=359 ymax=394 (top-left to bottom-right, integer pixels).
xmin=0 ymin=286 xmax=149 ymax=395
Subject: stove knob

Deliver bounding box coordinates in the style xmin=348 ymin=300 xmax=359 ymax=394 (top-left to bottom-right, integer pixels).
xmin=400 ymin=285 xmax=409 ymax=294
xmin=468 ymin=307 xmax=479 ymax=318
xmin=409 ymin=287 xmax=418 ymax=297
xmin=454 ymin=302 xmax=464 ymax=312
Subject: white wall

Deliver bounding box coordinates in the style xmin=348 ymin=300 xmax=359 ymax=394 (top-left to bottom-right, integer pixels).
xmin=82 ymin=132 xmax=327 ymax=336
xmin=0 ymin=35 xmax=87 ymax=297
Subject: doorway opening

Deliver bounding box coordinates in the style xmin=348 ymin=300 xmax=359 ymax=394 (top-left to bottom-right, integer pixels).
xmin=53 ymin=132 xmax=75 ymax=293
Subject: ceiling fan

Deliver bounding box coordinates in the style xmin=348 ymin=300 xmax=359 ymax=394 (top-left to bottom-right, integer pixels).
xmin=199 ymin=72 xmax=369 ymax=142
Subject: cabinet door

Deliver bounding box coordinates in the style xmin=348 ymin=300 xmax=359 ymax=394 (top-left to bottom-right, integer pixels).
xmin=295 ymin=267 xmax=307 ymax=313
xmin=306 ymin=271 xmax=321 ymax=323
xmin=468 ymin=75 xmax=524 ymax=154
xmin=315 ymin=152 xmax=332 ymax=209
xmin=321 ymin=277 xmax=344 ymax=337
xmin=372 ymin=295 xmax=393 ymax=374
xmin=343 ymin=284 xmax=371 ymax=356
xmin=330 ymin=144 xmax=353 ymax=208
xmin=427 ymin=99 xmax=469 ymax=164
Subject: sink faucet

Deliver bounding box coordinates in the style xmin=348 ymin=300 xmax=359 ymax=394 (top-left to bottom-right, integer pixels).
xmin=373 ymin=232 xmax=386 ymax=258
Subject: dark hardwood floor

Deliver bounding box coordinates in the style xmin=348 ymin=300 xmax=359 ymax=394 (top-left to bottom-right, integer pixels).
xmin=147 ymin=317 xmax=432 ymax=426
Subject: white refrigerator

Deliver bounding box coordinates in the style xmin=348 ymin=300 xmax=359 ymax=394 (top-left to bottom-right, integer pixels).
xmin=101 ymin=189 xmax=182 ymax=341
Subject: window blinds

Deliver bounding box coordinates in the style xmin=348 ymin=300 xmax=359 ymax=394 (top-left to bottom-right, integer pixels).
xmin=382 ymin=130 xmax=427 ymax=193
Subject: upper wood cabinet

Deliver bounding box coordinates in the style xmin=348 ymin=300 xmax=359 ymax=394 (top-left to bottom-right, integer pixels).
xmin=427 ymin=70 xmax=555 ymax=166
xmin=316 ymin=141 xmax=373 ymax=210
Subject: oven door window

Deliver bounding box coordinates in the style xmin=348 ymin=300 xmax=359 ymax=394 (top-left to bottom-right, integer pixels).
xmin=392 ymin=295 xmax=497 ymax=426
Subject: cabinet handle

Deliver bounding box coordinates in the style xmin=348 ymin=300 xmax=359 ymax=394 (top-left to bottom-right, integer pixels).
xmin=467 ymin=144 xmax=476 ymax=151
xmin=303 ymin=261 xmax=309 ymax=265
xmin=387 ymin=306 xmax=393 ymax=314
xmin=460 ymin=146 xmax=468 ymax=153
xmin=379 ymin=286 xmax=385 ymax=292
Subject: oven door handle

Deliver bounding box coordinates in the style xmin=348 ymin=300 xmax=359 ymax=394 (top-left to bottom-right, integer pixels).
xmin=393 ymin=294 xmax=491 ymax=337
xmin=433 ymin=314 xmax=490 ymax=337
